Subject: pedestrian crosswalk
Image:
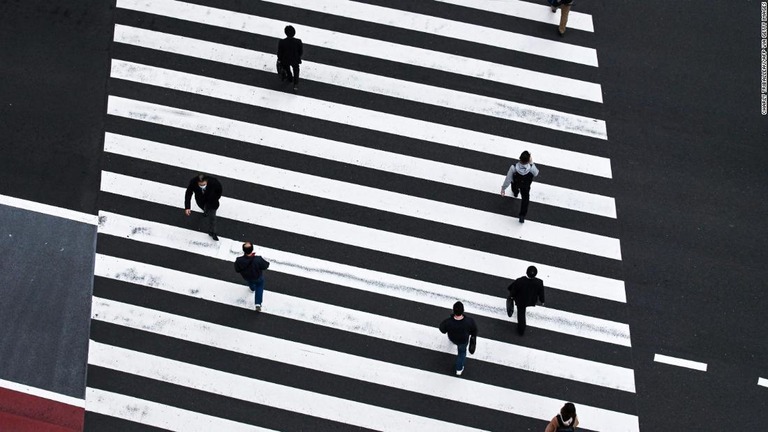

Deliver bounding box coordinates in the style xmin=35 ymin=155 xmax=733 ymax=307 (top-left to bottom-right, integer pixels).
xmin=87 ymin=0 xmax=639 ymax=430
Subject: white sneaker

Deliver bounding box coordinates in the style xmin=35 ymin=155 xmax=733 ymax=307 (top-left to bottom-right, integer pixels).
xmin=456 ymin=367 xmax=464 ymax=376
xmin=255 ymin=304 xmax=262 ymax=312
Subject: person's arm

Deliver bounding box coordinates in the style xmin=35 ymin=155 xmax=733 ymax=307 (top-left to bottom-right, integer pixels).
xmin=538 ymin=280 xmax=545 ymax=305
xmin=277 ymin=39 xmax=284 ymax=62
xmin=297 ymin=39 xmax=303 ymax=61
xmin=439 ymin=318 xmax=448 ymax=334
xmin=184 ymin=180 xmax=194 ymax=215
xmin=501 ymin=165 xmax=515 ymax=195
xmin=544 ymin=417 xmax=558 ymax=432
xmin=507 ymin=281 xmax=517 ymax=298
xmin=469 ymin=318 xmax=478 ymax=338
xmin=212 ymin=179 xmax=223 ymax=201
xmin=258 ymin=256 xmax=270 ymax=270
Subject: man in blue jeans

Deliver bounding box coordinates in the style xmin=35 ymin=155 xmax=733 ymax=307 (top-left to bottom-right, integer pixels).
xmin=439 ymin=302 xmax=478 ymax=376
xmin=234 ymin=242 xmax=270 ymax=312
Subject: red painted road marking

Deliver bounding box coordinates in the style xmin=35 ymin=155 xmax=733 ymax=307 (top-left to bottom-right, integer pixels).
xmin=0 ymin=386 xmax=84 ymax=431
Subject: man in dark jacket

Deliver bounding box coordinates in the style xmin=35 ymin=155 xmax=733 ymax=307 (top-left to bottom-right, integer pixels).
xmin=184 ymin=174 xmax=223 ymax=241
xmin=439 ymin=301 xmax=478 ymax=376
xmin=277 ymin=25 xmax=303 ymax=92
xmin=508 ymin=265 xmax=545 ymax=336
xmin=234 ymin=242 xmax=270 ymax=312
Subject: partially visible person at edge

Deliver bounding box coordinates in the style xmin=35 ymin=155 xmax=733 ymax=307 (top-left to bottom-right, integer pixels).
xmin=550 ymin=0 xmax=574 ymax=37
xmin=277 ymin=24 xmax=303 ymax=92
xmin=507 ymin=265 xmax=545 ymax=336
xmin=438 ymin=301 xmax=478 ymax=376
xmin=234 ymin=241 xmax=270 ymax=312
xmin=501 ymin=150 xmax=539 ymax=223
xmin=184 ymin=173 xmax=223 ymax=241
xmin=544 ymin=402 xmax=579 ymax=432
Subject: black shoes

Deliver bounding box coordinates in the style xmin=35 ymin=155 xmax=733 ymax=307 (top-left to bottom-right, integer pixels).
xmin=519 ymin=216 xmax=525 ymax=223
xmin=209 ymin=232 xmax=219 ymax=241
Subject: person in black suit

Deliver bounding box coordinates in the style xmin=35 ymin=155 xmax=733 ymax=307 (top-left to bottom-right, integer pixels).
xmin=277 ymin=25 xmax=303 ymax=92
xmin=184 ymin=174 xmax=223 ymax=241
xmin=507 ymin=266 xmax=545 ymax=335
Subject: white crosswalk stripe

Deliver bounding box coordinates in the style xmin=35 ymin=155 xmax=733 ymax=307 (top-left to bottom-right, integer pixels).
xmin=87 ymin=0 xmax=639 ymax=430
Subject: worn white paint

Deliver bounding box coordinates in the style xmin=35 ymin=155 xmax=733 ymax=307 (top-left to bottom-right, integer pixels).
xmin=103 ymin=135 xmax=621 ymax=259
xmin=0 ymin=194 xmax=98 ymax=225
xmin=98 ymin=176 xmax=627 ymax=302
xmin=87 ymin=341 xmax=488 ymax=432
xmin=435 ymin=0 xmax=595 ymax=32
xmin=0 ymin=378 xmax=85 ymax=408
xmin=85 ymin=388 xmax=274 ymax=431
xmin=91 ymin=256 xmax=635 ymax=392
xmin=89 ymin=298 xmax=640 ymax=431
xmin=109 ymin=58 xmax=606 ymax=140
xmin=108 ymin=97 xmax=616 ymax=202
xmin=114 ymin=24 xmax=601 ymax=113
xmin=261 ymin=0 xmax=599 ymax=67
xmin=653 ymin=354 xmax=707 ymax=372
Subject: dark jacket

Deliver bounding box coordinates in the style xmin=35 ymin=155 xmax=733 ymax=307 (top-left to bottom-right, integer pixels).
xmin=234 ymin=254 xmax=270 ymax=281
xmin=184 ymin=176 xmax=222 ymax=211
xmin=439 ymin=315 xmax=478 ymax=345
xmin=508 ymin=276 xmax=545 ymax=307
xmin=277 ymin=37 xmax=303 ymax=66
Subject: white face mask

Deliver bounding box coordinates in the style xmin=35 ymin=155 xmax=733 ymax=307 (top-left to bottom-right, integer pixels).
xmin=199 ymin=184 xmax=207 ymax=190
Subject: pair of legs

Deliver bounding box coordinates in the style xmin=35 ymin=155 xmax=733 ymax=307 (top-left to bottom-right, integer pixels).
xmin=511 ymin=182 xmax=531 ymax=221
xmin=516 ymin=304 xmax=528 ymax=335
xmin=248 ymin=276 xmax=265 ymax=309
xmin=454 ymin=342 xmax=468 ymax=374
xmin=552 ymin=3 xmax=572 ymax=35
xmin=196 ymin=201 xmax=218 ymax=237
xmin=284 ymin=63 xmax=300 ymax=88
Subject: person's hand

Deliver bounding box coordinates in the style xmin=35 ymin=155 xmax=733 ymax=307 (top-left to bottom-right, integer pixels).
xmin=500 ymin=189 xmax=506 ymax=197
xmin=184 ymin=209 xmax=191 ymax=216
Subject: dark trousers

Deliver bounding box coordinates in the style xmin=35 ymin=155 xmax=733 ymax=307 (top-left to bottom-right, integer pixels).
xmin=284 ymin=63 xmax=300 ymax=86
xmin=511 ymin=182 xmax=531 ymax=217
xmin=197 ymin=201 xmax=217 ymax=233
xmin=516 ymin=304 xmax=528 ymax=335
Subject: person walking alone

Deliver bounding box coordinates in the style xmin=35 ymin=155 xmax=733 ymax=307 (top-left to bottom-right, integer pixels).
xmin=507 ymin=266 xmax=545 ymax=336
xmin=438 ymin=302 xmax=478 ymax=376
xmin=549 ymin=0 xmax=574 ymax=37
xmin=184 ymin=173 xmax=223 ymax=241
xmin=277 ymin=25 xmax=303 ymax=92
xmin=234 ymin=242 xmax=270 ymax=312
xmin=545 ymin=402 xmax=579 ymax=431
xmin=501 ymin=150 xmax=539 ymax=223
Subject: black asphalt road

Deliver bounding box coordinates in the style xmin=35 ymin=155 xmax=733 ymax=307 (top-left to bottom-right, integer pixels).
xmin=0 ymin=0 xmax=766 ymax=430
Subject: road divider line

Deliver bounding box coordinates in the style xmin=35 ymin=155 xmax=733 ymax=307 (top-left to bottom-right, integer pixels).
xmin=0 ymin=194 xmax=98 ymax=226
xmin=89 ymin=297 xmax=639 ymax=430
xmin=103 ymin=134 xmax=621 ymax=259
xmin=653 ymin=354 xmax=707 ymax=372
xmin=98 ymin=175 xmax=627 ymax=302
xmin=92 ymin=254 xmax=636 ymax=392
xmin=0 ymin=378 xmax=85 ymax=408
xmin=88 ymin=341 xmax=487 ymax=432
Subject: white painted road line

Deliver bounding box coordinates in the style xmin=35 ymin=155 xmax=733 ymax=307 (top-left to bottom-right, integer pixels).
xmin=0 ymin=378 xmax=85 ymax=408
xmin=263 ymin=0 xmax=599 ymax=68
xmin=92 ymin=254 xmax=636 ymax=392
xmin=653 ymin=354 xmax=708 ymax=372
xmin=94 ymin=215 xmax=631 ymax=347
xmin=0 ymin=194 xmax=98 ymax=226
xmin=86 ymin=388 xmax=276 ymax=432
xmin=436 ymin=0 xmax=594 ymax=33
xmin=99 ymin=176 xmax=627 ymax=302
xmin=103 ymin=135 xmax=621 ymax=259
xmin=90 ymin=297 xmax=640 ymax=431
xmin=114 ymin=25 xmax=602 ymax=118
xmin=108 ymin=97 xmax=616 ymax=199
xmin=759 ymin=378 xmax=768 ymax=388
xmin=110 ymin=59 xmax=606 ymax=140
xmin=116 ymin=0 xmax=600 ymax=95
xmin=88 ymin=341 xmax=488 ymax=432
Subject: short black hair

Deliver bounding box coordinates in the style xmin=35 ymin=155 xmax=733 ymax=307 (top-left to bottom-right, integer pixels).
xmin=243 ymin=242 xmax=254 ymax=255
xmin=526 ymin=265 xmax=538 ymax=278
xmin=452 ymin=301 xmax=464 ymax=316
xmin=560 ymin=402 xmax=576 ymax=420
xmin=197 ymin=173 xmax=207 ymax=183
xmin=519 ymin=151 xmax=531 ymax=164
xmin=285 ymin=25 xmax=296 ymax=37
